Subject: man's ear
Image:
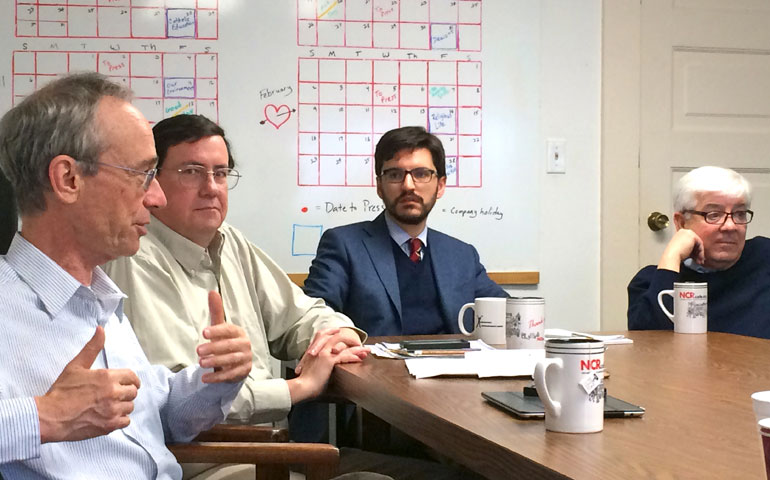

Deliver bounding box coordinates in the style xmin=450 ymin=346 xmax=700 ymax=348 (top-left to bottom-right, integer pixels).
xmin=48 ymin=155 xmax=83 ymax=205
xmin=436 ymin=175 xmax=446 ymax=200
xmin=673 ymin=211 xmax=686 ymax=231
xmin=375 ymin=177 xmax=383 ymax=200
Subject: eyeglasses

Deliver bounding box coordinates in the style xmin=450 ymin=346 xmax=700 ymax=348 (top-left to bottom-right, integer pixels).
xmin=684 ymin=209 xmax=754 ymax=225
xmin=170 ymin=164 xmax=241 ymax=190
xmin=95 ymin=162 xmax=158 ymax=190
xmin=379 ymin=167 xmax=437 ymax=184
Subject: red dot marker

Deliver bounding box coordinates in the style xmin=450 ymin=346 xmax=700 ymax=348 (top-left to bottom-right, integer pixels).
xmin=301 ymin=207 xmax=308 ymax=213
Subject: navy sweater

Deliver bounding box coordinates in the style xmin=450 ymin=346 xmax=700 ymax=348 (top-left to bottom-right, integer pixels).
xmin=627 ymin=236 xmax=770 ymax=338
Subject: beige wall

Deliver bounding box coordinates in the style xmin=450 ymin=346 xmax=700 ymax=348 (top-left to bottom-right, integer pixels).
xmin=504 ymin=1 xmax=603 ymax=333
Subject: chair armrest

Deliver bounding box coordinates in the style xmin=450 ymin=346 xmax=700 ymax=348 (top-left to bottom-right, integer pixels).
xmin=167 ymin=442 xmax=339 ymax=480
xmin=193 ymin=424 xmax=289 ymax=443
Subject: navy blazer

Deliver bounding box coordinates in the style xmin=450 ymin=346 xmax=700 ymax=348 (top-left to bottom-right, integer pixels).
xmin=303 ymin=213 xmax=507 ymax=336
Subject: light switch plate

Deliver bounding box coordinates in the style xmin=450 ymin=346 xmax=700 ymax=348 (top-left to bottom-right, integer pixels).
xmin=546 ymin=138 xmax=566 ymax=174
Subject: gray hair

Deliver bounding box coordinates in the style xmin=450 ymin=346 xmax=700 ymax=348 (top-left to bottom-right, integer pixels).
xmin=673 ymin=166 xmax=752 ymax=212
xmin=0 ymin=72 xmax=132 ymax=214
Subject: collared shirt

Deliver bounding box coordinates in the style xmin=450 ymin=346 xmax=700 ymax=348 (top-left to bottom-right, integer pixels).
xmin=384 ymin=212 xmax=428 ymax=260
xmin=104 ymin=217 xmax=361 ymax=425
xmin=0 ymin=235 xmax=241 ymax=479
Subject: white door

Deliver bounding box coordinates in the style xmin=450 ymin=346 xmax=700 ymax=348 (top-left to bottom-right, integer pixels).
xmin=601 ymin=0 xmax=770 ymax=330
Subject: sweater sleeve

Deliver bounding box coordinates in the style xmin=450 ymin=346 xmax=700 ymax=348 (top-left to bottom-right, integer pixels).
xmin=627 ymin=266 xmax=678 ymax=330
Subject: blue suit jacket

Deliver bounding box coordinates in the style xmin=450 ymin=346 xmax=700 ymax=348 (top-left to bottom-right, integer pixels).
xmin=303 ymin=213 xmax=507 ymax=336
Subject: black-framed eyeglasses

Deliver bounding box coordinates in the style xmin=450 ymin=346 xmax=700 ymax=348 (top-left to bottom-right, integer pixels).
xmin=684 ymin=209 xmax=754 ymax=225
xmin=379 ymin=167 xmax=437 ymax=184
xmin=170 ymin=164 xmax=241 ymax=190
xmin=95 ymin=161 xmax=158 ymax=190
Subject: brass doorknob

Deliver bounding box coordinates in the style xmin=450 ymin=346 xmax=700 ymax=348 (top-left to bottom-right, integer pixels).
xmin=647 ymin=212 xmax=670 ymax=231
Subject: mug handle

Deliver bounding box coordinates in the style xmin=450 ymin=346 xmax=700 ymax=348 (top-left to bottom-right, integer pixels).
xmin=533 ymin=357 xmax=563 ymax=418
xmin=457 ymin=303 xmax=475 ymax=336
xmin=656 ymin=289 xmax=675 ymax=321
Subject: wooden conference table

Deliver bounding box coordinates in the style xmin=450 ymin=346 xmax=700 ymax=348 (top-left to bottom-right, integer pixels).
xmin=328 ymin=331 xmax=770 ymax=479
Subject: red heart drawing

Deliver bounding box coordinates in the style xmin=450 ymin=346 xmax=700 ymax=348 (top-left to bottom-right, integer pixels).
xmin=264 ymin=104 xmax=291 ymax=129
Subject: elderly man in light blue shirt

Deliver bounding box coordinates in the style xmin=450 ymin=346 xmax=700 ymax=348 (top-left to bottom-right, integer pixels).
xmin=0 ymin=72 xmax=252 ymax=478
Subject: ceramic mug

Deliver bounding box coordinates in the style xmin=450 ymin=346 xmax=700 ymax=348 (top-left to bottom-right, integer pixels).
xmin=657 ymin=282 xmax=708 ymax=334
xmin=457 ymin=297 xmax=507 ymax=345
xmin=533 ymin=338 xmax=606 ymax=433
xmin=505 ymin=297 xmax=545 ymax=349
xmin=752 ymin=391 xmax=770 ymax=423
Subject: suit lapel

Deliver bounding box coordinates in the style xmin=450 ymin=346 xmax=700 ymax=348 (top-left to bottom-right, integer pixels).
xmin=362 ymin=214 xmax=402 ymax=321
xmin=428 ymin=229 xmax=456 ymax=323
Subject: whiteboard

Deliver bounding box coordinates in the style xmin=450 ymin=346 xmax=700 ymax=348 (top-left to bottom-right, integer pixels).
xmin=0 ymin=0 xmax=540 ymax=275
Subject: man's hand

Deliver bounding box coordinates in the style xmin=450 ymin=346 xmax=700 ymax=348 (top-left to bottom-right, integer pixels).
xmin=287 ymin=344 xmax=367 ymax=404
xmin=295 ymin=327 xmax=369 ymax=374
xmin=196 ymin=291 xmax=252 ymax=384
xmin=658 ymin=228 xmax=706 ymax=272
xmin=35 ymin=326 xmax=141 ymax=444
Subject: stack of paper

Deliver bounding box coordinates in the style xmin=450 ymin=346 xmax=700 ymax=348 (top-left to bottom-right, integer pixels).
xmin=545 ymin=329 xmax=633 ymax=345
xmin=404 ymin=349 xmax=546 ymax=379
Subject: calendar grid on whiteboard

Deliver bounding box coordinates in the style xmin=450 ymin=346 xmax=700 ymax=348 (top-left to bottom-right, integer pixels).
xmin=15 ymin=0 xmax=219 ymax=39
xmin=296 ymin=0 xmax=482 ymax=52
xmin=12 ymin=49 xmax=219 ymax=124
xmin=297 ymin=57 xmax=481 ymax=188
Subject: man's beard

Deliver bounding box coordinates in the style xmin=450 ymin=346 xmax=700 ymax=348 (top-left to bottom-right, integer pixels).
xmin=384 ymin=190 xmax=437 ymax=225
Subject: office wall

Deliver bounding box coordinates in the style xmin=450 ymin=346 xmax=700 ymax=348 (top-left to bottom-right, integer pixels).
xmin=503 ymin=1 xmax=602 ymax=333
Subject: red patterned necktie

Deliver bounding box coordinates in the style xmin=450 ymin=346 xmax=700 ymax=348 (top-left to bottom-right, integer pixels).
xmin=408 ymin=238 xmax=422 ymax=263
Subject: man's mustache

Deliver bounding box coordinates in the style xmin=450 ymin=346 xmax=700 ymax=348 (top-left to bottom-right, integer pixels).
xmin=397 ymin=193 xmax=423 ymax=204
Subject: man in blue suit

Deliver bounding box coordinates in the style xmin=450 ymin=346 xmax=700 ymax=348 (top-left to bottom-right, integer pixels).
xmin=304 ymin=126 xmax=507 ymax=336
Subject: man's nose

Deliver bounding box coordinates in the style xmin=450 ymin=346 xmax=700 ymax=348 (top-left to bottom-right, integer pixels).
xmin=200 ymin=172 xmax=219 ymax=194
xmin=144 ymin=177 xmax=167 ymax=208
xmin=721 ymin=213 xmax=739 ymax=229
xmin=402 ymin=171 xmax=416 ymax=190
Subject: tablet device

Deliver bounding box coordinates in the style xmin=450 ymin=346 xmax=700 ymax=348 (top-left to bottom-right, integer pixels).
xmin=481 ymin=391 xmax=645 ymax=419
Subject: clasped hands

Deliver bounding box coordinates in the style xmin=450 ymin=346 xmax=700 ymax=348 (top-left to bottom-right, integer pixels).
xmin=35 ymin=291 xmax=251 ymax=443
xmin=288 ymin=327 xmax=369 ymax=404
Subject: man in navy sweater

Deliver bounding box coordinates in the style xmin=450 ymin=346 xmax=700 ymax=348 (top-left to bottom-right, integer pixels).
xmin=627 ymin=166 xmax=770 ymax=338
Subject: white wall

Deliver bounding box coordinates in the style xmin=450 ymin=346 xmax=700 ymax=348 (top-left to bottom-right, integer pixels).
xmin=504 ymin=1 xmax=602 ymax=333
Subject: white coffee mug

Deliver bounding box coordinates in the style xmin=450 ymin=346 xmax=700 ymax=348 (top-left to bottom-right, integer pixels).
xmin=533 ymin=338 xmax=605 ymax=433
xmin=752 ymin=391 xmax=770 ymax=423
xmin=457 ymin=297 xmax=506 ymax=345
xmin=506 ymin=297 xmax=545 ymax=349
xmin=657 ymin=282 xmax=708 ymax=334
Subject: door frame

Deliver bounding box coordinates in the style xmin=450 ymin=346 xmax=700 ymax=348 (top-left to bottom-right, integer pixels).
xmin=600 ymin=0 xmax=642 ymax=330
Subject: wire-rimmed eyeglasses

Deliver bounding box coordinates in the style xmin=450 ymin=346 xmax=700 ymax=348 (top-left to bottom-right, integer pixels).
xmin=95 ymin=162 xmax=158 ymax=190
xmin=171 ymin=164 xmax=241 ymax=190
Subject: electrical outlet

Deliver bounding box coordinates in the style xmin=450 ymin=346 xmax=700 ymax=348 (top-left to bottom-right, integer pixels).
xmin=546 ymin=138 xmax=566 ymax=174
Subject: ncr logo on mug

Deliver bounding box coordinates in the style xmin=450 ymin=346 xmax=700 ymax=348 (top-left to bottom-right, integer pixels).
xmin=580 ymin=359 xmax=602 ymax=371
xmin=679 ymin=291 xmax=695 ymax=299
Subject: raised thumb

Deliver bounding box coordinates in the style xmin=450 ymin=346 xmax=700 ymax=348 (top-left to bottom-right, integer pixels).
xmin=208 ymin=291 xmax=225 ymax=326
xmin=67 ymin=326 xmax=105 ymax=369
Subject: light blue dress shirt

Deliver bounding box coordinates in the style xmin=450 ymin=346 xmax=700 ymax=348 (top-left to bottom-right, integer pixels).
xmin=384 ymin=213 xmax=428 ymax=260
xmin=0 ymin=235 xmax=242 ymax=479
